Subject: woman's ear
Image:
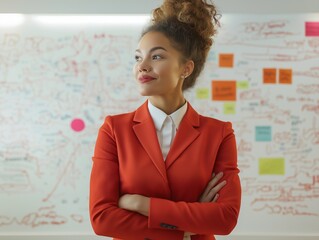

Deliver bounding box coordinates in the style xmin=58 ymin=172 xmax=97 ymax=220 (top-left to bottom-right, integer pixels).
xmin=182 ymin=60 xmax=194 ymax=78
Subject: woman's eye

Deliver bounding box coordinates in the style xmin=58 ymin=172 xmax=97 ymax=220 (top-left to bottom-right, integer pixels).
xmin=135 ymin=55 xmax=142 ymax=61
xmin=152 ymin=55 xmax=162 ymax=60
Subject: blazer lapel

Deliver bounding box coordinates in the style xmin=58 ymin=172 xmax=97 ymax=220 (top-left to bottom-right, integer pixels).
xmin=165 ymin=103 xmax=200 ymax=170
xmin=132 ymin=101 xmax=168 ymax=184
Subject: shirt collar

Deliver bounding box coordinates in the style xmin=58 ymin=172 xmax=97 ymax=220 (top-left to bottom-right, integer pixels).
xmin=148 ymin=100 xmax=187 ymax=131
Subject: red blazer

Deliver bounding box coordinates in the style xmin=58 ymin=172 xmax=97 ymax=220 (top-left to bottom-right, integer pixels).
xmin=90 ymin=101 xmax=241 ymax=240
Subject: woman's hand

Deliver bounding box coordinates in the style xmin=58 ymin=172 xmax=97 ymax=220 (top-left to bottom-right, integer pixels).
xmin=118 ymin=194 xmax=150 ymax=216
xmin=184 ymin=172 xmax=226 ymax=238
xmin=199 ymin=172 xmax=226 ymax=202
xmin=119 ymin=173 xmax=226 ymax=239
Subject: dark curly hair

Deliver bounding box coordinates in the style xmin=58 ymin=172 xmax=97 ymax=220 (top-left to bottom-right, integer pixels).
xmin=142 ymin=0 xmax=220 ymax=90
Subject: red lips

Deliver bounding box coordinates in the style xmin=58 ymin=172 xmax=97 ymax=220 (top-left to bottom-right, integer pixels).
xmin=138 ymin=75 xmax=156 ymax=83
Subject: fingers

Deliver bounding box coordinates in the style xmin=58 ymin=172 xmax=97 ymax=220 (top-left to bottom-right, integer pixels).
xmin=212 ymin=193 xmax=219 ymax=202
xmin=208 ymin=172 xmax=224 ymax=188
xmin=200 ymin=172 xmax=223 ymax=200
xmin=199 ymin=172 xmax=227 ymax=202
xmin=206 ymin=180 xmax=226 ymax=202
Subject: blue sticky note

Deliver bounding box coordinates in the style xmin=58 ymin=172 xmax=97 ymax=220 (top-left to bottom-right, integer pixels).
xmin=256 ymin=126 xmax=272 ymax=141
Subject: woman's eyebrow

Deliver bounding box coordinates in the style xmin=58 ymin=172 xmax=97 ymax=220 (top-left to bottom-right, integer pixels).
xmin=135 ymin=46 xmax=168 ymax=53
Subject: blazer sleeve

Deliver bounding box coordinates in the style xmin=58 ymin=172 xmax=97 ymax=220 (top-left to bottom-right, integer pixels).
xmin=148 ymin=122 xmax=241 ymax=235
xmin=89 ymin=116 xmax=184 ymax=240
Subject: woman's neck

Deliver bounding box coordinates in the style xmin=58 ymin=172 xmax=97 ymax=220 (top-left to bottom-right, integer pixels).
xmin=148 ymin=95 xmax=186 ymax=115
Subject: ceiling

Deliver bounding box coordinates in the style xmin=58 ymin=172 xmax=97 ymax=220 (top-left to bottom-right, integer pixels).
xmin=0 ymin=0 xmax=318 ymax=14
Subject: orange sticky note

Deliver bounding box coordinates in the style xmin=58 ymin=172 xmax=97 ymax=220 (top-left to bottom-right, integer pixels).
xmin=219 ymin=54 xmax=234 ymax=68
xmin=263 ymin=68 xmax=277 ymax=84
xmin=212 ymin=81 xmax=237 ymax=101
xmin=279 ymin=69 xmax=292 ymax=84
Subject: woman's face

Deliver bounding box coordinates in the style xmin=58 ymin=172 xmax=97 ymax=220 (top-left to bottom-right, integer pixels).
xmin=133 ymin=31 xmax=185 ymax=98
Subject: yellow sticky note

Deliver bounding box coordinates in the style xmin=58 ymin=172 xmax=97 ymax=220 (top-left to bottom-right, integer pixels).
xmin=259 ymin=158 xmax=285 ymax=175
xmin=223 ymin=102 xmax=236 ymax=114
xmin=196 ymin=88 xmax=209 ymax=99
xmin=237 ymin=81 xmax=249 ymax=90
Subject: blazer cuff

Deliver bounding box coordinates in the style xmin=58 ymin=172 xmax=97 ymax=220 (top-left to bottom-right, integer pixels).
xmin=148 ymin=198 xmax=183 ymax=234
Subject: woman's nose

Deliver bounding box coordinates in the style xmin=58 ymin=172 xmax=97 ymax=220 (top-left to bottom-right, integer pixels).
xmin=138 ymin=60 xmax=152 ymax=72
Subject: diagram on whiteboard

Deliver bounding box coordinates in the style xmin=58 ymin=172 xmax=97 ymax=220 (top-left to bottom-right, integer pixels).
xmin=0 ymin=14 xmax=318 ymax=235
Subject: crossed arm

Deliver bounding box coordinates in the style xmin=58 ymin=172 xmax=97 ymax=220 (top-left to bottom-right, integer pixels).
xmin=118 ymin=172 xmax=227 ymax=237
xmin=90 ymin=117 xmax=241 ymax=239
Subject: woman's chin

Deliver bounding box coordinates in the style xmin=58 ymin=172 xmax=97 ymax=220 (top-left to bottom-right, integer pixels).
xmin=138 ymin=90 xmax=152 ymax=97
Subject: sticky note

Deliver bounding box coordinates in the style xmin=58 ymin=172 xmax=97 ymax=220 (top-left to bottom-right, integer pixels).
xmin=256 ymin=126 xmax=272 ymax=141
xmin=212 ymin=81 xmax=237 ymax=101
xmin=196 ymin=88 xmax=209 ymax=99
xmin=263 ymin=68 xmax=276 ymax=84
xmin=237 ymin=80 xmax=249 ymax=90
xmin=223 ymin=102 xmax=236 ymax=114
xmin=219 ymin=54 xmax=234 ymax=68
xmin=279 ymin=69 xmax=292 ymax=84
xmin=305 ymin=22 xmax=319 ymax=37
xmin=259 ymin=158 xmax=285 ymax=175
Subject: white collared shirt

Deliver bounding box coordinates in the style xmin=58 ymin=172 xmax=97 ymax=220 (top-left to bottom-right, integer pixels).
xmin=148 ymin=100 xmax=187 ymax=160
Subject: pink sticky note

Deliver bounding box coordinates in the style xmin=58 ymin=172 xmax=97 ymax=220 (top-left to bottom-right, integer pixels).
xmin=305 ymin=22 xmax=319 ymax=37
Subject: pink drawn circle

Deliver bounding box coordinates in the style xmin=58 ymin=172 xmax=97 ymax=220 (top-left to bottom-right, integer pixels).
xmin=71 ymin=118 xmax=85 ymax=132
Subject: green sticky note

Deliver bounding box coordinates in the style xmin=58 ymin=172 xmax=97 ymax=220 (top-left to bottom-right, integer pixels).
xmin=223 ymin=102 xmax=236 ymax=114
xmin=259 ymin=158 xmax=285 ymax=175
xmin=237 ymin=81 xmax=249 ymax=89
xmin=196 ymin=88 xmax=209 ymax=99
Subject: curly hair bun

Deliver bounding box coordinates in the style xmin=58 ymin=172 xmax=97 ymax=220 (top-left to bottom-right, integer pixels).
xmin=152 ymin=0 xmax=220 ymax=50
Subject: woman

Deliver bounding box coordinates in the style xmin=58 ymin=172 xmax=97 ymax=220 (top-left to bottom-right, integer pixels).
xmin=89 ymin=0 xmax=241 ymax=239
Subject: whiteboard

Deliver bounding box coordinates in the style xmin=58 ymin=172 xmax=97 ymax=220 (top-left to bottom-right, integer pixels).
xmin=0 ymin=14 xmax=318 ymax=238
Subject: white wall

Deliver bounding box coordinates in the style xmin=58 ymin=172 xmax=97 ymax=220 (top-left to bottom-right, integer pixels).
xmin=0 ymin=0 xmax=318 ymax=14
